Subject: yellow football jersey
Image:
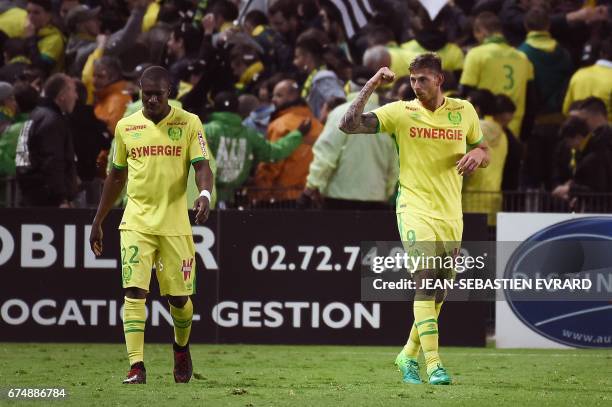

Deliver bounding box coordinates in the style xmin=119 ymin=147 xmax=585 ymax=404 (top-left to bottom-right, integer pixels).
xmin=563 ymin=63 xmax=612 ymax=121
xmin=400 ymin=40 xmax=465 ymax=72
xmin=460 ymin=35 xmax=534 ymax=137
xmin=0 ymin=7 xmax=27 ymax=38
xmin=113 ymin=106 xmax=209 ymax=235
xmin=387 ymin=45 xmax=418 ymax=79
xmin=372 ymin=97 xmax=483 ymax=220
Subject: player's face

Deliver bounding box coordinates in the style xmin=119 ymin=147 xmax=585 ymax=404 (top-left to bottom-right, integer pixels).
xmin=410 ymin=69 xmax=443 ymax=103
xmin=141 ymin=79 xmax=170 ymax=117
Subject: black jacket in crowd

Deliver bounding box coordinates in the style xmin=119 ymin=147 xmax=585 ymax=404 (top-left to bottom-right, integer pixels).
xmin=69 ymin=103 xmax=110 ymax=182
xmin=16 ymin=98 xmax=77 ymax=206
xmin=570 ymin=125 xmax=612 ymax=210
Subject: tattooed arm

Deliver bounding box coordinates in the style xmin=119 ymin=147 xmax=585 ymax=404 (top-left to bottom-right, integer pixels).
xmin=339 ymin=67 xmax=396 ymax=134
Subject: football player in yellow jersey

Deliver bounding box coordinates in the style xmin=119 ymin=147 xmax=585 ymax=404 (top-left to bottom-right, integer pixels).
xmin=340 ymin=53 xmax=490 ymax=385
xmin=460 ymin=12 xmax=535 ymax=139
xmin=89 ymin=66 xmax=213 ymax=385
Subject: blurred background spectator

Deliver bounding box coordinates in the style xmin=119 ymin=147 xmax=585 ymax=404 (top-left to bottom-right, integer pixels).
xmin=0 ymin=0 xmax=608 ymax=215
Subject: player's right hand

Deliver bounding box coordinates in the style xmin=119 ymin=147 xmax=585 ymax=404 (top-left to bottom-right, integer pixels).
xmin=89 ymin=223 xmax=103 ymax=256
xmin=370 ymin=67 xmax=396 ymax=88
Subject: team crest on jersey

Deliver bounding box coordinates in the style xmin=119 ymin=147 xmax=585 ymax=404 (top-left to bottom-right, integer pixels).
xmin=168 ymin=127 xmax=183 ymax=141
xmin=131 ymin=132 xmax=142 ymax=140
xmin=448 ymin=111 xmax=462 ymax=125
xmin=181 ymin=258 xmax=193 ymax=281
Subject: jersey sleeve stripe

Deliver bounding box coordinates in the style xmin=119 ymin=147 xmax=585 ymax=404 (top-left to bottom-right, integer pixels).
xmin=112 ymin=163 xmax=127 ymax=169
xmin=373 ymin=112 xmax=381 ymax=133
xmin=190 ymin=157 xmax=206 ymax=164
xmin=468 ymin=135 xmax=484 ymax=147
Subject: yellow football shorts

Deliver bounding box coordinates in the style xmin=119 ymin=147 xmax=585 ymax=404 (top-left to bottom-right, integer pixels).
xmin=119 ymin=230 xmax=196 ymax=296
xmin=396 ymin=212 xmax=463 ymax=276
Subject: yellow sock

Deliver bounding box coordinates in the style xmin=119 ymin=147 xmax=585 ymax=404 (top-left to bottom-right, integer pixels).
xmin=170 ymin=298 xmax=193 ymax=347
xmin=413 ymin=300 xmax=441 ymax=375
xmin=123 ymin=297 xmax=146 ymax=366
xmin=403 ymin=301 xmax=444 ymax=358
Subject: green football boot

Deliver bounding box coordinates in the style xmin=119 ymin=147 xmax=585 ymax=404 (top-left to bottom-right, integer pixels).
xmin=395 ymin=352 xmax=422 ymax=384
xmin=428 ymin=364 xmax=452 ymax=385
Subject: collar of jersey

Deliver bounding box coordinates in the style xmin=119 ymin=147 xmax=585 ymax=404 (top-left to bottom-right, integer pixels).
xmin=416 ymin=97 xmax=448 ymax=114
xmin=525 ymin=31 xmax=556 ymax=52
xmin=483 ymin=34 xmax=506 ymax=45
xmin=141 ymin=106 xmax=174 ymax=126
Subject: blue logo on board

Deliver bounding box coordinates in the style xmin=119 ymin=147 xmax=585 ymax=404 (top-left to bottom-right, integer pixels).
xmin=504 ymin=216 xmax=612 ymax=348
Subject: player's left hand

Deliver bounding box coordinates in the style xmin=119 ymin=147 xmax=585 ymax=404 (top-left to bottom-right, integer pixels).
xmin=456 ymin=149 xmax=486 ymax=176
xmin=193 ymin=196 xmax=210 ymax=224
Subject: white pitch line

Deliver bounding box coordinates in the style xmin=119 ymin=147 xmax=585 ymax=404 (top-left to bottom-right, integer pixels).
xmin=329 ymin=352 xmax=609 ymax=357
xmin=534 ymin=305 xmax=612 ymax=326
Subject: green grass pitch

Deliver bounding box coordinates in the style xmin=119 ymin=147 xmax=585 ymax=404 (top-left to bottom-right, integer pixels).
xmin=0 ymin=344 xmax=610 ymax=406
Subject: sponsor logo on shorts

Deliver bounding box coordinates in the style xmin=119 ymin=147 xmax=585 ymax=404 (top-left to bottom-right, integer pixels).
xmin=181 ymin=258 xmax=194 ymax=281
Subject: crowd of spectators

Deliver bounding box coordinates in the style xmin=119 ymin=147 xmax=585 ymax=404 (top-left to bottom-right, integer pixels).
xmin=0 ymin=0 xmax=610 ymax=215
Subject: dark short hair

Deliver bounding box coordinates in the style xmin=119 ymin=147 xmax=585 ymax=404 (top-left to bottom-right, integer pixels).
xmin=524 ymin=7 xmax=550 ymax=31
xmin=494 ymin=94 xmax=516 ymax=114
xmin=364 ymin=25 xmax=395 ymax=46
xmin=474 ymin=11 xmax=502 ymax=34
xmin=409 ymin=53 xmax=443 ymax=74
xmin=600 ymin=34 xmax=612 ymax=60
xmin=28 ymin=0 xmax=52 ymax=12
xmin=13 ymin=82 xmax=39 ymax=113
xmin=210 ymin=0 xmax=238 ymax=22
xmin=560 ymin=116 xmax=589 ymax=138
xmin=244 ymin=10 xmax=268 ymax=27
xmin=268 ymin=0 xmax=297 ymax=19
xmin=213 ymin=91 xmax=239 ymax=113
xmin=140 ymin=65 xmax=171 ymax=87
xmin=43 ymin=74 xmax=70 ymax=100
xmin=578 ymin=97 xmax=607 ymax=117
xmin=296 ymin=28 xmax=329 ymax=56
xmin=74 ymin=80 xmax=88 ymax=105
xmin=171 ymin=23 xmax=201 ymax=56
xmin=468 ymin=89 xmax=496 ymax=116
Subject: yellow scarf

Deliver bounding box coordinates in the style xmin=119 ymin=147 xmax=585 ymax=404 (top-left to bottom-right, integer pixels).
xmin=235 ymin=61 xmax=264 ymax=91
